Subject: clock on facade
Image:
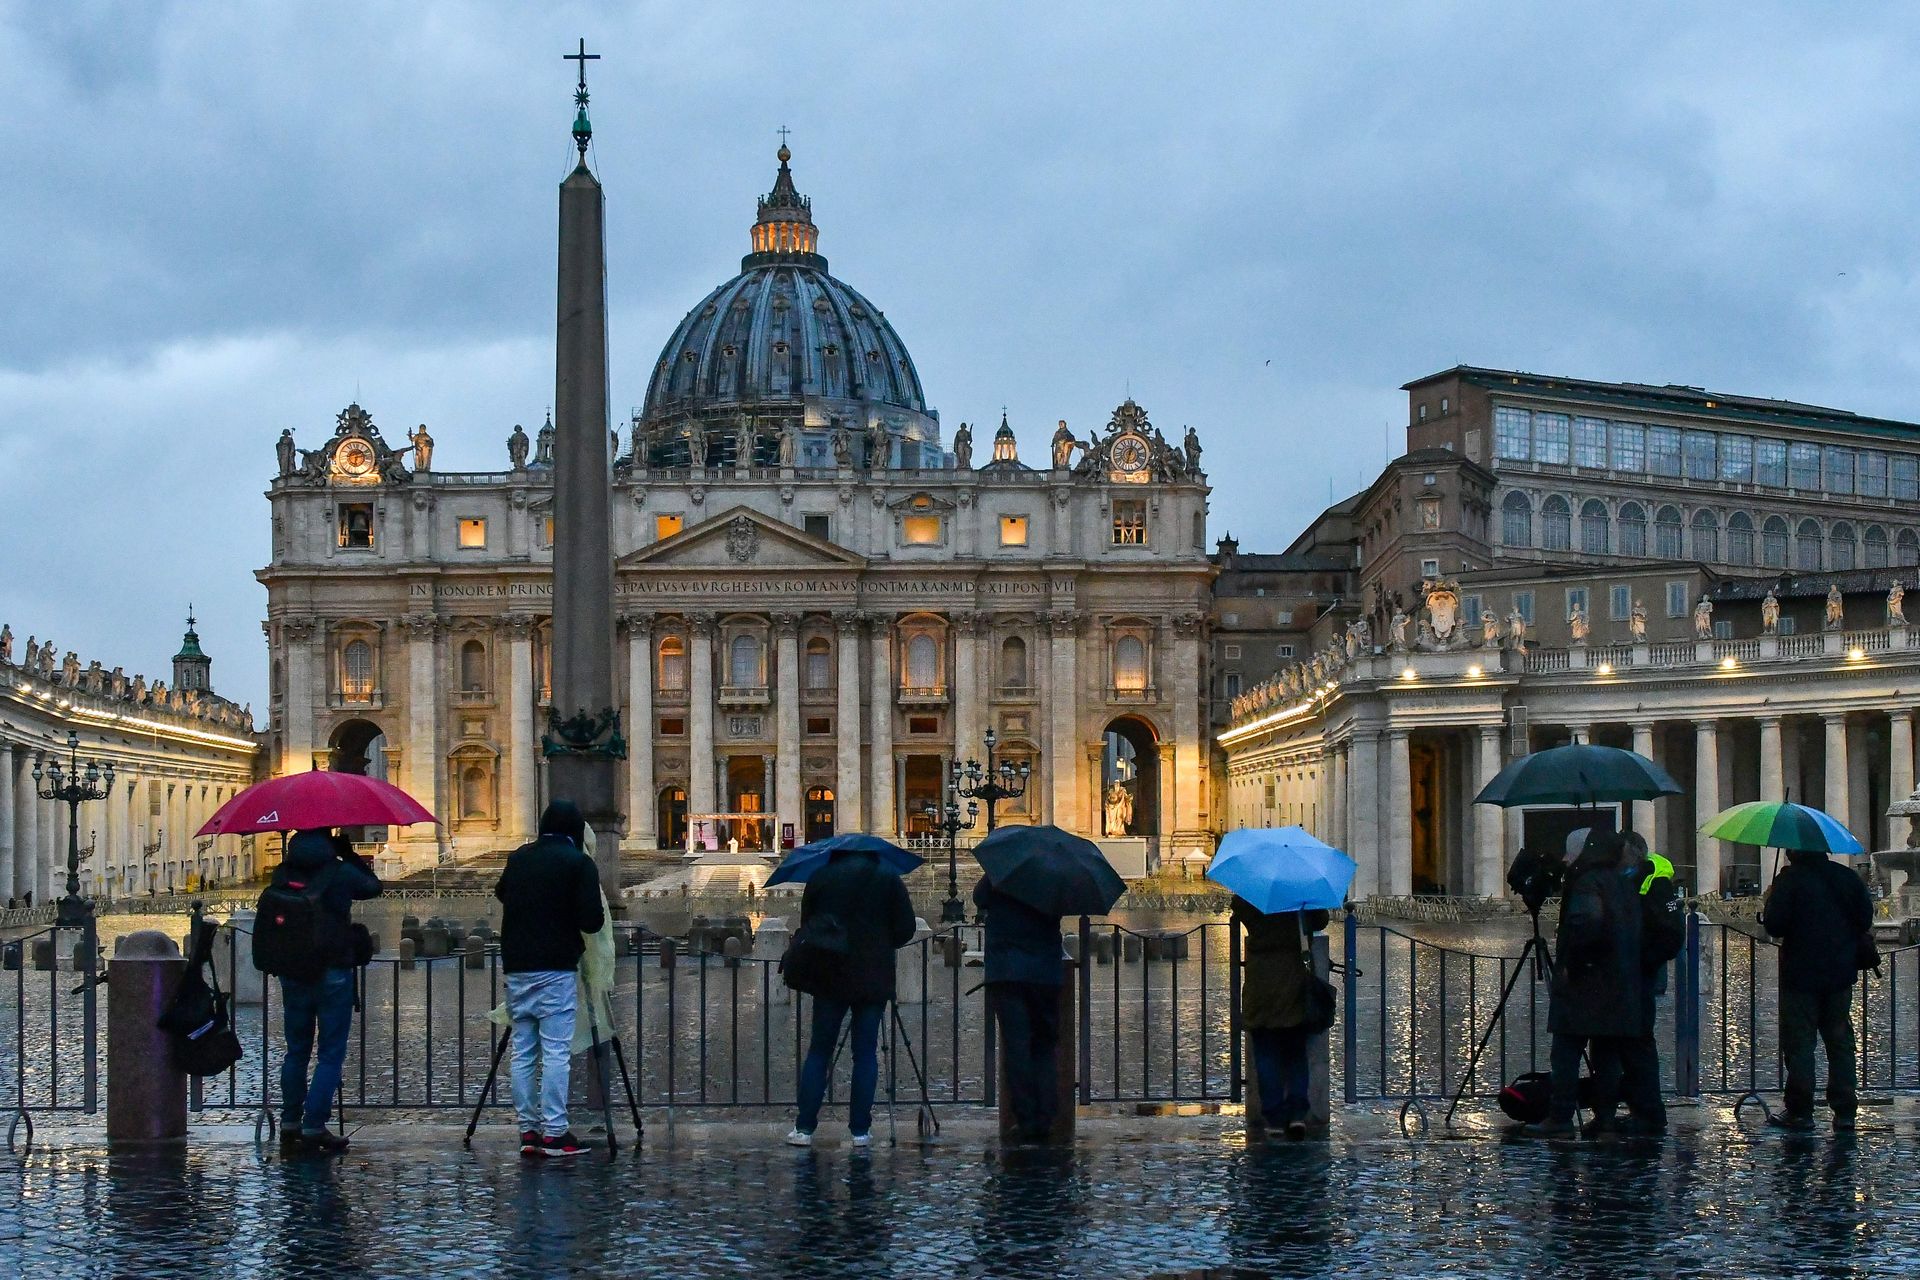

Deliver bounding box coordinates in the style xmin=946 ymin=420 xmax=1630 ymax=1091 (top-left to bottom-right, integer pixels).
xmin=334 ymin=438 xmax=377 ymax=480
xmin=1109 ymin=433 xmax=1150 ymax=481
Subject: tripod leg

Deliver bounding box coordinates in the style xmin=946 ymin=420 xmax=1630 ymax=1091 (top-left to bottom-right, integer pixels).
xmin=609 ymin=1037 xmax=644 ymax=1144
xmin=891 ymin=1002 xmax=940 ymax=1137
xmin=586 ymin=1011 xmax=619 ymax=1156
xmin=1444 ymin=937 xmax=1537 ymax=1129
xmin=467 ymin=1026 xmax=511 ymax=1146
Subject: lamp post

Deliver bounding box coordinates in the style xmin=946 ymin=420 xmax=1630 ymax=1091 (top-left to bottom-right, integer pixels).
xmin=925 ymin=786 xmax=979 ymax=924
xmin=32 ymin=732 xmax=114 ymax=928
xmin=954 ymin=727 xmax=1030 ymax=835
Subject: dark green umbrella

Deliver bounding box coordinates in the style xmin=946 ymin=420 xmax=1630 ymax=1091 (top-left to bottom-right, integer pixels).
xmin=1474 ymin=743 xmax=1685 ymax=808
xmin=972 ymin=824 xmax=1126 ymax=916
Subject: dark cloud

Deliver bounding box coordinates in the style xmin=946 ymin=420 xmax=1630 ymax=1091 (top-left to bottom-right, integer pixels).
xmin=6 ymin=2 xmax=1920 ymax=709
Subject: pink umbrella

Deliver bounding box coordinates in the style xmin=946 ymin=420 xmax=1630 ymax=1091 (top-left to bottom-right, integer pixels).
xmin=196 ymin=771 xmax=436 ymax=836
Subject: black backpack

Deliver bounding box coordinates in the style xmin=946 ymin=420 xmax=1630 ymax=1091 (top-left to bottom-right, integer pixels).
xmin=1640 ymin=871 xmax=1687 ymax=970
xmin=158 ymin=919 xmax=244 ymax=1078
xmin=778 ymin=912 xmax=851 ymax=998
xmin=252 ymin=864 xmax=342 ymax=982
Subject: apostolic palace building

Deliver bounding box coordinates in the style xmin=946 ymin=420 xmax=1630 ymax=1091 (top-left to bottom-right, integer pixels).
xmin=259 ymin=146 xmax=1215 ymax=878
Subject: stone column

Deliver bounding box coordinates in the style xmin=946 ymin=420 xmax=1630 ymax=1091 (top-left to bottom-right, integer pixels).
xmin=504 ymin=614 xmax=539 ymax=845
xmin=1384 ymin=728 xmax=1413 ymax=897
xmin=1758 ymin=715 xmax=1784 ymax=891
xmin=100 ymin=766 xmax=119 ymax=900
xmin=1476 ymin=725 xmax=1505 ymax=898
xmin=621 ymin=615 xmax=656 ymax=850
xmin=953 ymin=614 xmax=980 ymax=765
xmin=1694 ymin=720 xmax=1722 ymax=896
xmin=1047 ymin=613 xmax=1079 ymax=831
xmin=1823 ymin=714 xmax=1850 ymax=836
xmin=836 ymin=614 xmax=864 ymax=832
xmin=868 ymin=617 xmax=896 ymax=836
xmin=1892 ymin=708 xmax=1915 ymax=808
xmin=1569 ymin=723 xmax=1590 ymax=745
xmin=1630 ymin=722 xmax=1656 ymax=839
xmin=1347 ymin=730 xmax=1381 ymax=899
xmin=403 ymin=613 xmax=443 ymax=862
xmin=282 ymin=619 xmax=318 ymax=772
xmin=1330 ymin=743 xmax=1349 ymax=855
xmin=0 ymin=744 xmax=12 ymax=905
xmin=774 ymin=613 xmax=801 ymax=846
xmin=1170 ymin=613 xmax=1206 ymax=846
xmin=689 ymin=614 xmax=717 ymax=816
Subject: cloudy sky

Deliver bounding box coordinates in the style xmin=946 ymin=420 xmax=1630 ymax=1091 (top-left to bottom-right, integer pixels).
xmin=5 ymin=2 xmax=1919 ymax=711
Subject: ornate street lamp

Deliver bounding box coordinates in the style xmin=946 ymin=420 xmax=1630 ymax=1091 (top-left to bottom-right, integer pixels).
xmin=925 ymin=786 xmax=978 ymax=924
xmin=953 ymin=727 xmax=1030 ymax=835
xmin=32 ymin=732 xmax=114 ymax=928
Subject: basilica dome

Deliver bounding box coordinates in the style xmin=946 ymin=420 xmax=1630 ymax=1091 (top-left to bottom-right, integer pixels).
xmin=636 ymin=146 xmax=943 ymax=469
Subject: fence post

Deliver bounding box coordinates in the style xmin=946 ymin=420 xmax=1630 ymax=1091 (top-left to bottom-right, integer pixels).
xmin=81 ymin=914 xmax=99 ymax=1115
xmin=1342 ymin=911 xmax=1359 ymax=1104
xmin=1310 ymin=932 xmax=1331 ymax=1130
xmin=1227 ymin=917 xmax=1242 ymax=1105
xmin=1676 ymin=909 xmax=1702 ymax=1098
xmin=1078 ymin=916 xmax=1092 ymax=1107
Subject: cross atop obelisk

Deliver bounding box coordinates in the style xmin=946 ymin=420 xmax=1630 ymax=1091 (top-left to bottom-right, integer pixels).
xmin=565 ymin=38 xmax=600 ymax=159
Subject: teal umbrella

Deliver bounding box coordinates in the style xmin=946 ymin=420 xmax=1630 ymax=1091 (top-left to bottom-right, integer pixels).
xmin=1475 ymin=744 xmax=1684 ymax=808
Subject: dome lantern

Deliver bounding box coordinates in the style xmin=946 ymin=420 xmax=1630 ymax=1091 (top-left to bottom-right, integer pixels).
xmin=745 ymin=142 xmax=823 ymax=270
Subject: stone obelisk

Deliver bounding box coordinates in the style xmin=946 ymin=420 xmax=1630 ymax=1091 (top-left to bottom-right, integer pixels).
xmin=545 ymin=42 xmax=625 ymax=900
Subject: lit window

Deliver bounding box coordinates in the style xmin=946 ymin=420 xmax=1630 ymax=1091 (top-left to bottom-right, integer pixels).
xmin=1111 ymin=500 xmax=1147 ymax=546
xmin=655 ymin=514 xmax=684 ymax=540
xmin=903 ymin=514 xmax=942 ymax=545
xmin=999 ymin=515 xmax=1029 ymax=547
xmin=1113 ymin=635 xmax=1148 ymax=693
xmin=457 ymin=517 xmax=487 ymax=549
xmin=658 ymin=716 xmax=686 ymax=736
xmin=658 ymin=635 xmax=686 ymax=691
xmin=542 ymin=516 xmax=555 ymax=546
xmin=338 ymin=504 xmax=374 ymax=549
xmin=342 ymin=639 xmax=374 ymax=699
xmin=805 ymin=716 xmax=832 ymax=735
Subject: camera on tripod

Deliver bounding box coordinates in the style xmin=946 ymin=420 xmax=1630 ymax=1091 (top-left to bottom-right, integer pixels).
xmin=1506 ymin=847 xmax=1566 ymax=916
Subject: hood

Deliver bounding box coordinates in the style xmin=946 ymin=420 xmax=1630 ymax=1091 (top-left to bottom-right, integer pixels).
xmin=285 ymin=829 xmax=341 ymax=872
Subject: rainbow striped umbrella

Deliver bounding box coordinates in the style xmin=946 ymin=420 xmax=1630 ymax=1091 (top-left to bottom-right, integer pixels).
xmin=1699 ymin=801 xmax=1863 ymax=855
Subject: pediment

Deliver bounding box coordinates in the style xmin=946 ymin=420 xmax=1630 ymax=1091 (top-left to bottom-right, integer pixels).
xmin=619 ymin=505 xmax=866 ymax=570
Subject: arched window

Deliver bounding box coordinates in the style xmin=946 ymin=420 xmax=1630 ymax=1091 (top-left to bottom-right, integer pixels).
xmin=1689 ymin=510 xmax=1719 ymax=563
xmin=1796 ymin=519 xmax=1824 ymax=571
xmin=1541 ymin=495 xmax=1571 ymax=550
xmin=1830 ymin=521 xmax=1857 ymax=571
xmin=658 ymin=635 xmax=686 ymax=691
xmin=1618 ymin=502 xmax=1647 ymax=557
xmin=459 ymin=640 xmax=486 ymax=692
xmin=1654 ymin=506 xmax=1683 ymax=559
xmin=1762 ymin=516 xmax=1790 ymax=568
xmin=1726 ymin=512 xmax=1755 ymax=566
xmin=461 ymin=765 xmax=488 ymax=819
xmin=1501 ymin=492 xmax=1533 ymax=547
xmin=1901 ymin=529 xmax=1920 ymax=567
xmin=1579 ymin=500 xmax=1609 ymax=555
xmin=804 ymin=637 xmax=831 ymax=689
xmin=729 ymin=634 xmax=762 ymax=687
xmin=1113 ymin=636 xmax=1148 ymax=693
xmin=1000 ymin=636 xmax=1028 ymax=689
xmin=1866 ymin=525 xmax=1890 ymax=569
xmin=342 ymin=640 xmax=374 ymax=700
xmin=906 ymin=634 xmax=939 ymax=689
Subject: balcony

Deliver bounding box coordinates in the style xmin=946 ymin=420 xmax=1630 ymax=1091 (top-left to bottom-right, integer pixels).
xmin=1108 ymin=684 xmax=1160 ymax=704
xmin=719 ymin=684 xmax=770 ymax=708
xmin=897 ymin=683 xmax=948 ymax=707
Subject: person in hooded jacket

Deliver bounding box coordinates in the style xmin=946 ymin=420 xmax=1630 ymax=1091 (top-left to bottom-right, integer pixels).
xmin=973 ymin=876 xmax=1068 ymax=1142
xmin=1527 ymin=828 xmax=1648 ymax=1137
xmin=1583 ymin=832 xmax=1678 ymax=1136
xmin=1761 ymin=848 xmax=1873 ymax=1132
xmin=274 ymin=828 xmax=382 ymax=1154
xmin=1233 ymin=898 xmax=1331 ymax=1140
xmin=786 ymin=845 xmax=917 ymax=1147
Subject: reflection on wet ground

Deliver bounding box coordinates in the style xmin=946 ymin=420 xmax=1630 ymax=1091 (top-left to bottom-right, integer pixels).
xmin=4 ymin=1113 xmax=1919 ymax=1278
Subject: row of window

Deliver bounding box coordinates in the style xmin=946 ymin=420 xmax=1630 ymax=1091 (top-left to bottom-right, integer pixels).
xmin=1492 ymin=406 xmax=1920 ymax=499
xmin=1499 ymin=491 xmax=1920 ymax=570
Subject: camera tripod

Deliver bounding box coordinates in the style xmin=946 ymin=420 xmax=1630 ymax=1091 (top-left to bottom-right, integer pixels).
xmin=1443 ymin=910 xmax=1557 ymax=1130
xmin=811 ymin=998 xmax=941 ymax=1144
xmin=463 ymin=994 xmax=644 ymax=1156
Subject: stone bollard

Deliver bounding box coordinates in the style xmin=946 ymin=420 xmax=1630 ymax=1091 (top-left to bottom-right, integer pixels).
xmin=659 ymin=937 xmax=678 ymax=970
xmin=216 ymin=910 xmax=266 ymax=1006
xmin=398 ymin=937 xmax=417 ymax=970
xmin=1062 ymin=932 xmax=1081 ymax=962
xmin=751 ymin=917 xmax=791 ymax=962
xmin=1168 ymin=932 xmax=1191 ymax=961
xmin=2 ymin=941 xmax=19 ymax=972
xmin=996 ymin=956 xmax=1078 ymax=1146
xmin=1122 ymin=934 xmax=1143 ymax=963
xmin=419 ymin=926 xmax=451 ymax=959
xmin=942 ymin=935 xmax=963 ymax=968
xmin=107 ymin=930 xmax=188 ymax=1142
xmin=894 ymin=917 xmax=934 ymax=1004
xmin=722 ymin=935 xmax=744 ymax=966
xmin=1094 ymin=933 xmax=1114 ymax=965
xmin=32 ymin=938 xmax=56 ymax=971
xmin=364 ymin=931 xmax=381 ymax=957
xmin=464 ymin=936 xmax=487 ymax=969
xmin=1143 ymin=934 xmax=1165 ymax=962
xmin=1244 ymin=933 xmax=1332 ymax=1142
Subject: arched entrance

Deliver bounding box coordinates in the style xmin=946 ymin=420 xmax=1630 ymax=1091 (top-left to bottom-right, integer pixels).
xmin=1100 ymin=716 xmax=1159 ymax=838
xmin=805 ymin=786 xmax=835 ymax=843
xmin=657 ymin=786 xmax=688 ymax=850
xmin=328 ymin=719 xmax=389 ymax=841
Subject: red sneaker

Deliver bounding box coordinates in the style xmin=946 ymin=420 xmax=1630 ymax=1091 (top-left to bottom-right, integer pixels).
xmin=519 ymin=1130 xmax=541 ymax=1157
xmin=539 ymin=1131 xmax=591 ymax=1159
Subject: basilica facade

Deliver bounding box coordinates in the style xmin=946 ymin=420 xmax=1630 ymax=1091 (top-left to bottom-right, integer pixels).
xmin=259 ymin=148 xmax=1215 ymax=876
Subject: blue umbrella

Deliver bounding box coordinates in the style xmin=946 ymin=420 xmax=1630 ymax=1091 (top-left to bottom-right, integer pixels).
xmin=1207 ymin=826 xmax=1356 ymax=914
xmin=765 ymin=833 xmax=923 ymax=886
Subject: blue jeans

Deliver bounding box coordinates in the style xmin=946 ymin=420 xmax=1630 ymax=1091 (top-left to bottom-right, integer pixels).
xmin=795 ymin=998 xmax=883 ymax=1136
xmin=280 ymin=968 xmax=356 ymax=1133
xmin=507 ymin=971 xmax=578 ymax=1138
xmin=1249 ymin=1027 xmax=1310 ymax=1128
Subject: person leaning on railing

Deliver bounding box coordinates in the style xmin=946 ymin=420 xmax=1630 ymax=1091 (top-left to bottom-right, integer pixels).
xmin=1760 ymin=846 xmax=1873 ymax=1133
xmin=1231 ymin=897 xmax=1329 ymax=1142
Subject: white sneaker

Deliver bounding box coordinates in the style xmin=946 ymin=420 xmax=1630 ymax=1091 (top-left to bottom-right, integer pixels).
xmin=785 ymin=1128 xmax=812 ymax=1147
xmin=849 ymin=1133 xmax=872 ymax=1148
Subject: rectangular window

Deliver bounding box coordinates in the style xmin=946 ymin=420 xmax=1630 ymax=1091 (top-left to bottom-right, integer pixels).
xmin=1824 ymin=446 xmax=1855 ymax=495
xmin=655 ymin=514 xmax=684 ymax=540
xmin=1896 ymin=455 xmax=1920 ymax=501
xmin=1788 ymin=442 xmax=1822 ymax=490
xmin=1572 ymin=417 xmax=1609 ymax=469
xmin=1111 ymin=500 xmax=1147 ymax=545
xmin=1755 ymin=438 xmax=1788 ymax=487
xmin=542 ymin=516 xmax=555 ymax=547
xmin=1533 ymin=412 xmax=1570 ymax=465
xmin=1609 ymin=421 xmax=1645 ymax=472
xmin=456 ymin=517 xmax=487 ymax=549
xmin=1713 ymin=620 xmax=1732 ymax=640
xmin=1665 ymin=581 xmax=1689 ymax=618
xmin=1683 ymin=430 xmax=1717 ymax=481
xmin=903 ymin=514 xmax=943 ymax=545
xmin=337 ymin=503 xmax=374 ymax=549
xmin=1778 ymin=616 xmax=1797 ymax=636
xmin=1494 ymin=406 xmax=1531 ymax=460
xmin=1275 ymin=643 xmax=1295 ymax=658
xmin=803 ymin=514 xmax=832 ymax=541
xmin=1273 ymin=609 xmax=1293 ymax=625
xmin=1222 ymin=643 xmax=1242 ymax=659
xmin=999 ymin=515 xmax=1029 ymax=547
xmin=1610 ymin=585 xmax=1631 ymax=620
xmin=1566 ymin=587 xmax=1589 ymax=620
xmin=907 ymin=715 xmax=940 ymax=735
xmin=1859 ymin=450 xmax=1889 ymax=498
xmin=1461 ymin=595 xmax=1482 ymax=625
xmin=805 ymin=716 xmax=832 ymax=736
xmin=1648 ymin=427 xmax=1683 ymax=478
xmin=658 ymin=716 xmax=686 ymax=736
xmin=1420 ymin=558 xmax=1440 ymax=577
xmin=1719 ymin=434 xmax=1753 ymax=483
xmin=1513 ymin=592 xmax=1534 ymax=625
xmin=1223 ymin=672 xmax=1243 ymax=698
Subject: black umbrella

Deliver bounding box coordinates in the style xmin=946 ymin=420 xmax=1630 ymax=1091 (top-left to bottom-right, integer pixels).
xmin=1474 ymin=743 xmax=1685 ymax=808
xmin=972 ymin=824 xmax=1126 ymax=916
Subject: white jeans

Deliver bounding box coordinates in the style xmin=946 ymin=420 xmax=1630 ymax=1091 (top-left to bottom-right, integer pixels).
xmin=506 ymin=970 xmax=577 ymax=1138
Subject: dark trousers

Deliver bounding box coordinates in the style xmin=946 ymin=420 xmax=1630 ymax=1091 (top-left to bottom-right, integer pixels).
xmin=1248 ymin=1027 xmax=1311 ymax=1127
xmin=1587 ymin=1035 xmax=1667 ymax=1129
xmin=1781 ymin=987 xmax=1857 ymax=1121
xmin=795 ymin=998 xmax=884 ymax=1136
xmin=281 ymin=968 xmax=355 ymax=1132
xmin=989 ymin=981 xmax=1062 ymax=1140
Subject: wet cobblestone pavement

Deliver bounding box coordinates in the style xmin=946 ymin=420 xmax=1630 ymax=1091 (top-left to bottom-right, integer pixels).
xmin=5 ymin=1106 xmax=1920 ymax=1278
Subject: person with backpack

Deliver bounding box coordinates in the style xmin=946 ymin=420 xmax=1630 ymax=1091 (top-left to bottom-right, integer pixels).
xmin=1761 ymin=847 xmax=1874 ymax=1132
xmin=783 ymin=842 xmax=916 ymax=1148
xmin=1233 ymin=897 xmax=1332 ymax=1141
xmin=1584 ymin=835 xmax=1681 ymax=1136
xmin=255 ymin=828 xmax=381 ymax=1154
xmin=494 ymin=800 xmax=605 ymax=1159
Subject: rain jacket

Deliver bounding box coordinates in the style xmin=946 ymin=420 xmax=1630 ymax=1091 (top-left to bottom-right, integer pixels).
xmin=491 ymin=825 xmax=618 ymax=1053
xmin=796 ymin=848 xmax=917 ymax=1006
xmin=1761 ymin=853 xmax=1873 ymax=995
xmin=494 ymin=831 xmax=604 ymax=974
xmin=1548 ymin=844 xmax=1647 ymax=1039
xmin=1233 ymin=898 xmax=1330 ymax=1030
xmin=275 ymin=831 xmax=382 ymax=969
xmin=973 ymin=879 xmax=1066 ymax=986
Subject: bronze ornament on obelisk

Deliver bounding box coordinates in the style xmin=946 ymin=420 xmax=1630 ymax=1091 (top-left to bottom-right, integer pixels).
xmin=543 ymin=40 xmax=626 ymax=900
